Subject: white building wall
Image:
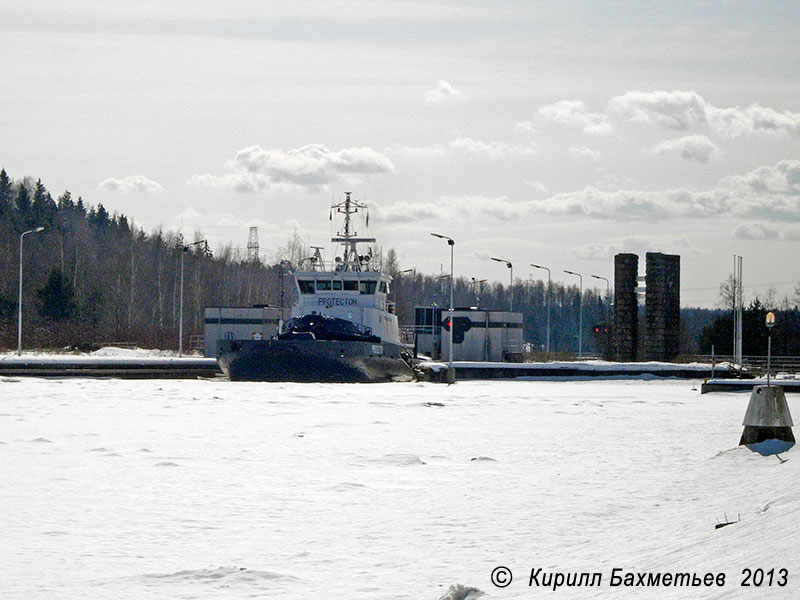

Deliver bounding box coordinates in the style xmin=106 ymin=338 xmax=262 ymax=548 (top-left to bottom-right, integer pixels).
xmin=203 ymin=306 xmax=284 ymax=357
xmin=415 ymin=308 xmax=524 ymax=362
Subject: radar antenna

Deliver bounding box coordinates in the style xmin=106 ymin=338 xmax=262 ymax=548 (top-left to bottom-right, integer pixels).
xmin=331 ymin=192 xmax=375 ymax=271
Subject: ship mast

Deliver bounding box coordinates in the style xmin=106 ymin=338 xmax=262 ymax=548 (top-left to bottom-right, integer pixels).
xmin=331 ymin=192 xmax=375 ymax=271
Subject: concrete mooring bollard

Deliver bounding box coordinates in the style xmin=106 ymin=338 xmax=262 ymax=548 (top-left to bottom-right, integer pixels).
xmin=739 ymin=385 xmax=795 ymax=448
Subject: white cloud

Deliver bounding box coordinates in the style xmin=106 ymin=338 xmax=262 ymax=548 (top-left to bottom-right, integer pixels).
xmin=650 ymin=135 xmax=721 ymax=163
xmin=388 ymin=136 xmax=536 ymax=160
xmin=372 ymin=195 xmax=531 ymax=224
xmin=568 ymin=146 xmax=601 ymax=160
xmin=424 ymin=80 xmax=462 ymax=103
xmin=575 ymin=242 xmax=621 ymax=260
xmin=538 ymin=100 xmax=612 ymax=134
xmin=515 ymin=120 xmax=537 ymax=133
xmin=609 ymin=90 xmax=707 ymax=130
xmin=575 ymin=237 xmax=695 ymax=261
xmin=732 ymin=223 xmax=779 ymax=240
xmin=191 ymin=144 xmax=394 ymax=192
xmin=525 ymin=180 xmax=549 ymax=194
xmin=531 ymin=187 xmax=671 ymax=221
xmin=386 ymin=144 xmax=447 ymax=158
xmin=610 ymin=90 xmax=800 ymax=138
xmin=448 ymin=135 xmax=537 ymax=159
xmin=371 ymin=200 xmax=446 ymax=224
xmin=98 ymin=175 xmax=163 ymax=194
xmin=783 ymin=225 xmax=800 ymax=240
xmin=532 ymin=160 xmax=800 ymax=222
xmin=708 ymin=104 xmax=800 ymax=138
xmin=370 ymin=161 xmax=800 ymax=226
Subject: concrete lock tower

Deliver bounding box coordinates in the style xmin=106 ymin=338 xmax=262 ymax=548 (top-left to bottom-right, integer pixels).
xmin=613 ymin=253 xmax=638 ymax=361
xmin=612 ymin=252 xmax=680 ymax=362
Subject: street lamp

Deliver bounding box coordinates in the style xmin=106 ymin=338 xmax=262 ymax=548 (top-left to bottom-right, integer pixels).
xmin=431 ymin=233 xmax=454 ymax=380
xmin=591 ymin=274 xmax=610 ymax=298
xmin=396 ymin=268 xmax=415 ymax=305
xmin=766 ymin=311 xmax=775 ymax=386
xmin=591 ymin=274 xmax=610 ymax=321
xmin=279 ymin=259 xmax=291 ymax=317
xmin=531 ymin=264 xmax=551 ymax=354
xmin=564 ymin=269 xmax=583 ymax=358
xmin=491 ymin=257 xmax=513 ymax=311
xmin=471 ymin=277 xmax=486 ymax=307
xmin=17 ymin=226 xmax=45 ymax=355
xmin=179 ymin=239 xmax=209 ymax=357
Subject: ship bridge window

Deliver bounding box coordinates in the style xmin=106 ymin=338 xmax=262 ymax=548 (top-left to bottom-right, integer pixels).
xmin=298 ymin=280 xmax=315 ymax=294
xmin=379 ymin=281 xmax=388 ymax=294
xmin=316 ymin=280 xmax=332 ymax=291
xmin=332 ymin=280 xmax=343 ymax=290
xmin=360 ymin=281 xmax=377 ymax=295
xmin=343 ymin=280 xmax=358 ymax=291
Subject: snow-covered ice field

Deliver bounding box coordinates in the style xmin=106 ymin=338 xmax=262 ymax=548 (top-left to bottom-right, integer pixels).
xmin=1 ymin=377 xmax=797 ymax=599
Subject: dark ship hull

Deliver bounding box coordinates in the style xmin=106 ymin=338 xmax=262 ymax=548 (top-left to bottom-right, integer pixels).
xmin=217 ymin=338 xmax=414 ymax=382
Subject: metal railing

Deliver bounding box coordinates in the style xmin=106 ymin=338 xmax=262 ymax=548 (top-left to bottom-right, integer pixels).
xmin=683 ymin=354 xmax=800 ymax=376
xmin=189 ymin=335 xmax=204 ymax=352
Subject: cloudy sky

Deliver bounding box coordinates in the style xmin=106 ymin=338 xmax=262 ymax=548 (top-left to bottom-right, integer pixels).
xmin=3 ymin=1 xmax=800 ymax=307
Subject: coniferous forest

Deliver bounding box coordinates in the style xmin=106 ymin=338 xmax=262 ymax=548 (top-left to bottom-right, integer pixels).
xmin=0 ymin=169 xmax=281 ymax=351
xmin=3 ymin=168 xmax=797 ymax=357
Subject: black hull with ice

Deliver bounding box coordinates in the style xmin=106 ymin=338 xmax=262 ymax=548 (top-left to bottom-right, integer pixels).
xmin=217 ymin=339 xmax=413 ymax=382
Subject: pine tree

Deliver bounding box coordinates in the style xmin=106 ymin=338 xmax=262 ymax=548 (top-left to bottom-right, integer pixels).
xmin=31 ymin=178 xmax=56 ymax=226
xmin=0 ymin=168 xmax=12 ymax=219
xmin=57 ymin=190 xmax=74 ymax=211
xmin=15 ymin=183 xmax=32 ymax=229
xmin=36 ymin=268 xmax=77 ymax=321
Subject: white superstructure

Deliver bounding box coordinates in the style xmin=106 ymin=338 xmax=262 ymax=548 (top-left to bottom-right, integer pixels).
xmin=290 ymin=192 xmax=401 ymax=345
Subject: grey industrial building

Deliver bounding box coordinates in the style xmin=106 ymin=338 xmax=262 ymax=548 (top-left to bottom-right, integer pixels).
xmin=413 ymin=306 xmax=524 ymax=362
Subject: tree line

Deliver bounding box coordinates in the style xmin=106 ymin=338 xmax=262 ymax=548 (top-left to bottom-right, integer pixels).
xmin=699 ymin=294 xmax=800 ymax=357
xmin=0 ymin=169 xmax=284 ymax=351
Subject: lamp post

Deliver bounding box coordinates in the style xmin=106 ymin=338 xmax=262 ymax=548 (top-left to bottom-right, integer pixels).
xmin=491 ymin=257 xmax=513 ymax=311
xmin=431 ymin=233 xmax=454 ymax=379
xmin=179 ymin=239 xmax=208 ymax=357
xmin=591 ymin=274 xmax=610 ymax=320
xmin=471 ymin=277 xmax=486 ymax=307
xmin=531 ymin=264 xmax=551 ymax=354
xmin=396 ymin=268 xmax=415 ymax=307
xmin=18 ymin=226 xmax=45 ymax=355
xmin=279 ymin=259 xmax=291 ymax=318
xmin=564 ymin=270 xmax=583 ymax=358
xmin=766 ymin=311 xmax=775 ymax=387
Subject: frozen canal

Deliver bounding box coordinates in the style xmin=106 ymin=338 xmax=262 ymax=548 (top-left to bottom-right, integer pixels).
xmin=1 ymin=377 xmax=798 ymax=599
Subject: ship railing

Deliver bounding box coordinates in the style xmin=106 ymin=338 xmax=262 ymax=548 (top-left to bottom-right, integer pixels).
xmin=399 ymin=326 xmax=419 ymax=345
xmin=294 ymin=259 xmax=383 ymax=273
